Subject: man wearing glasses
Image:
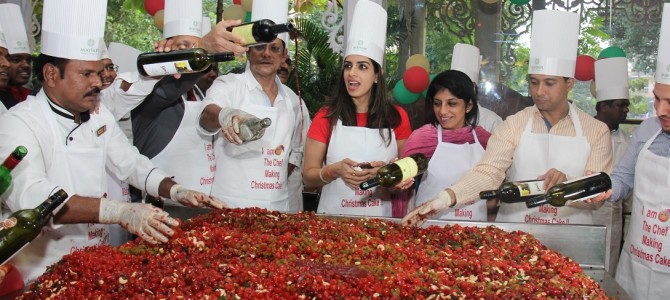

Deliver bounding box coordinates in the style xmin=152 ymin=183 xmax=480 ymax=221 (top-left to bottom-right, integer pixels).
xmin=100 ymin=58 xmax=118 ymax=90
xmin=198 ymin=0 xmax=303 ymax=212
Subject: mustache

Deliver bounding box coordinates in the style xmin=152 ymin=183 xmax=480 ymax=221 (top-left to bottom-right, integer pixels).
xmin=84 ymin=87 xmax=101 ymax=97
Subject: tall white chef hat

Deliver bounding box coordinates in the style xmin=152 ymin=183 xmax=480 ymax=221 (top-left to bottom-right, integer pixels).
xmin=451 ymin=43 xmax=481 ymax=83
xmin=655 ymin=3 xmax=670 ymax=85
xmin=201 ymin=16 xmax=212 ymax=38
xmin=595 ymin=57 xmax=629 ymax=101
xmin=252 ymin=0 xmax=289 ymax=46
xmin=0 ymin=22 xmax=6 ymax=49
xmin=0 ymin=3 xmax=30 ymax=54
xmin=163 ymin=0 xmax=202 ymax=39
xmin=40 ymin=0 xmax=107 ymax=61
xmin=344 ymin=0 xmax=387 ymax=66
xmin=108 ymin=42 xmax=141 ymax=74
xmin=528 ymin=10 xmax=580 ymax=78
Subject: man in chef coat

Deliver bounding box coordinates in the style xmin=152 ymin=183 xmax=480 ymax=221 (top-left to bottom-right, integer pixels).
xmin=0 ymin=18 xmax=11 ymax=114
xmin=198 ymin=0 xmax=304 ymax=211
xmin=0 ymin=3 xmax=32 ymax=110
xmin=402 ymin=10 xmax=612 ymax=227
xmin=0 ymin=0 xmax=227 ymax=283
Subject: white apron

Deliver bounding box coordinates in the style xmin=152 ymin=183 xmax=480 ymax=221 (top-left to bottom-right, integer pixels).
xmin=318 ymin=120 xmax=397 ymax=216
xmin=211 ymin=97 xmax=294 ymax=211
xmin=615 ymin=130 xmax=670 ymax=300
xmin=105 ymin=171 xmax=130 ymax=246
xmin=496 ymin=104 xmax=592 ymax=224
xmin=151 ymin=97 xmax=215 ymax=195
xmin=13 ymin=97 xmax=109 ymax=283
xmin=415 ymin=127 xmax=486 ymax=221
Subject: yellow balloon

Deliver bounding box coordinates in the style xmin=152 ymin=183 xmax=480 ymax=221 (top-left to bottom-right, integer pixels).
xmin=222 ymin=4 xmax=246 ymax=21
xmin=590 ymin=80 xmax=597 ymax=98
xmin=241 ymin=0 xmax=253 ymax=12
xmin=153 ymin=10 xmax=164 ymax=30
xmin=406 ymin=54 xmax=430 ymax=74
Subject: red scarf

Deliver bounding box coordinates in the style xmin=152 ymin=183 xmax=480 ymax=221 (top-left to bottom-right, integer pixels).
xmin=7 ymin=86 xmax=30 ymax=102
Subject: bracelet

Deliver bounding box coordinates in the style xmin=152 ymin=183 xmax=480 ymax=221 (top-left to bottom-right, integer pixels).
xmin=319 ymin=167 xmax=330 ymax=184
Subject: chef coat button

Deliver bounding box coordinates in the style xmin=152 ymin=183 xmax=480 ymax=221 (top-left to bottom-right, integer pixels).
xmin=69 ymin=137 xmax=74 ymax=141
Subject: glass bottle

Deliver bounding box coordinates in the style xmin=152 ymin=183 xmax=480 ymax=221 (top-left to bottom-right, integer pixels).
xmin=227 ymin=19 xmax=294 ymax=46
xmin=479 ymin=179 xmax=545 ymax=203
xmin=137 ymin=48 xmax=235 ymax=76
xmin=359 ymin=153 xmax=428 ymax=190
xmin=525 ymin=172 xmax=611 ymax=208
xmin=238 ymin=117 xmax=272 ymax=143
xmin=0 ymin=146 xmax=27 ymax=195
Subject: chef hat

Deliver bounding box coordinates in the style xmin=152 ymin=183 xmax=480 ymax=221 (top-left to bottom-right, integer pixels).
xmin=528 ymin=10 xmax=580 ymax=78
xmin=595 ymin=57 xmax=629 ymax=101
xmin=0 ymin=3 xmax=30 ymax=54
xmin=163 ymin=0 xmax=202 ymax=39
xmin=0 ymin=22 xmax=6 ymax=49
xmin=344 ymin=0 xmax=387 ymax=65
xmin=101 ymin=44 xmax=109 ymax=59
xmin=108 ymin=42 xmax=141 ymax=74
xmin=251 ymin=0 xmax=289 ymax=46
xmin=451 ymin=43 xmax=480 ymax=83
xmin=655 ymin=3 xmax=670 ymax=85
xmin=201 ymin=16 xmax=212 ymax=38
xmin=40 ymin=0 xmax=107 ymax=61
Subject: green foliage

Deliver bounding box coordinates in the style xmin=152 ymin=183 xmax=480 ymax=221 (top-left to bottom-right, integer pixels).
xmin=578 ymin=11 xmax=608 ymax=57
xmin=629 ymin=94 xmax=650 ymax=117
xmin=107 ymin=0 xmax=162 ymax=52
xmin=630 ymin=77 xmax=648 ymax=92
xmin=609 ymin=14 xmax=660 ymax=74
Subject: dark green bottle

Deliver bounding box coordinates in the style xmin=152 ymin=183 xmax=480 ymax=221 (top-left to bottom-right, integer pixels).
xmin=0 ymin=146 xmax=28 ymax=195
xmin=137 ymin=48 xmax=235 ymax=76
xmin=526 ymin=172 xmax=611 ymax=208
xmin=0 ymin=189 xmax=69 ymax=264
xmin=479 ymin=179 xmax=546 ymax=203
xmin=227 ymin=19 xmax=295 ymax=46
xmin=359 ymin=153 xmax=428 ymax=190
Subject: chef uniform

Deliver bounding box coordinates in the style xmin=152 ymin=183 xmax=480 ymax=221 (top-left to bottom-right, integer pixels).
xmin=592 ymin=57 xmax=630 ymax=273
xmin=199 ymin=0 xmax=302 ymax=211
xmin=451 ymin=43 xmax=503 ymax=133
xmin=0 ymin=3 xmax=31 ymax=111
xmin=616 ymin=5 xmax=670 ymax=299
xmin=496 ymin=10 xmax=594 ymax=225
xmin=317 ymin=0 xmax=396 ymax=217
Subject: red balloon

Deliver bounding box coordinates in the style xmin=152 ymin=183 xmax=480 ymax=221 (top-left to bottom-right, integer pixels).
xmin=402 ymin=66 xmax=430 ymax=93
xmin=144 ymin=0 xmax=165 ymax=16
xmin=574 ymin=55 xmax=596 ymax=81
xmin=233 ymin=0 xmax=242 ymax=4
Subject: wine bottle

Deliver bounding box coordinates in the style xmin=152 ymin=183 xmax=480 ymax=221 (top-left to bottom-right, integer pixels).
xmin=0 ymin=146 xmax=27 ymax=195
xmin=0 ymin=189 xmax=69 ymax=265
xmin=238 ymin=117 xmax=272 ymax=143
xmin=359 ymin=153 xmax=428 ymax=190
xmin=227 ymin=19 xmax=295 ymax=46
xmin=479 ymin=179 xmax=546 ymax=203
xmin=137 ymin=48 xmax=235 ymax=76
xmin=525 ymin=172 xmax=611 ymax=208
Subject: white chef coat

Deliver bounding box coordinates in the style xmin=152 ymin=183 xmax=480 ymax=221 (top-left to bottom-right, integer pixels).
xmin=0 ymin=90 xmax=169 ymax=282
xmin=0 ymin=102 xmax=6 ymax=114
xmin=478 ymin=104 xmax=503 ymax=133
xmin=199 ymin=68 xmax=303 ymax=211
xmin=100 ymin=72 xmax=160 ymax=121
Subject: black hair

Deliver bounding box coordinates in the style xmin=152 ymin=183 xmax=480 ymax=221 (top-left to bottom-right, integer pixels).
xmin=424 ymin=70 xmax=479 ymax=129
xmin=34 ymin=54 xmax=68 ymax=82
xmin=325 ymin=59 xmax=400 ymax=146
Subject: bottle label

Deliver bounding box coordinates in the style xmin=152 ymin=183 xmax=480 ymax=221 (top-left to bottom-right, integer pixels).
xmin=141 ymin=60 xmax=193 ymax=76
xmin=232 ymin=25 xmax=258 ymax=45
xmin=513 ymin=180 xmax=545 ymax=197
xmin=395 ymin=157 xmax=419 ymax=182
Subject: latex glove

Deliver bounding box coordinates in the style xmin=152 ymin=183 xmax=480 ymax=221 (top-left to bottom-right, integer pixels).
xmin=99 ymin=198 xmax=179 ymax=244
xmin=169 ymin=184 xmax=228 ymax=209
xmin=218 ymin=107 xmax=258 ymax=145
xmin=401 ymin=190 xmax=454 ymax=227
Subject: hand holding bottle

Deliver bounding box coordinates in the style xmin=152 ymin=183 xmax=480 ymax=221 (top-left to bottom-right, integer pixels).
xmin=401 ymin=190 xmax=455 ymax=227
xmin=99 ymin=199 xmax=179 ymax=244
xmin=565 ymin=170 xmax=611 ymax=209
xmin=218 ymin=108 xmax=265 ymax=144
xmin=169 ymin=184 xmax=228 ymax=209
xmin=324 ymin=159 xmax=379 ymax=189
xmin=537 ymin=168 xmax=568 ymax=190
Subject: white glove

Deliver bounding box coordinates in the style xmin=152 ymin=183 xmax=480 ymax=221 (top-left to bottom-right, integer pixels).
xmin=169 ymin=184 xmax=228 ymax=209
xmin=217 ymin=108 xmax=258 ymax=145
xmin=99 ymin=198 xmax=179 ymax=244
xmin=401 ymin=190 xmax=454 ymax=227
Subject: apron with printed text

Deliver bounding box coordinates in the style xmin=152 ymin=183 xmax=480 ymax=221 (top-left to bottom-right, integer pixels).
xmin=615 ymin=130 xmax=670 ymax=300
xmin=415 ymin=126 xmax=486 ymax=221
xmin=496 ymin=104 xmax=592 ymax=225
xmin=318 ymin=120 xmax=397 ymax=216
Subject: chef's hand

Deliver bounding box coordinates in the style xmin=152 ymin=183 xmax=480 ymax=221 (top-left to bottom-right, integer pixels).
xmin=330 ymin=159 xmax=374 ymax=189
xmin=201 ymin=19 xmax=249 ymax=55
xmin=217 ymin=107 xmax=258 ymax=145
xmin=566 ymin=170 xmax=611 ymax=209
xmin=537 ymin=168 xmax=567 ymax=190
xmin=99 ymin=198 xmax=179 ymax=244
xmin=401 ymin=190 xmax=454 ymax=227
xmin=170 ymin=184 xmax=228 ymax=209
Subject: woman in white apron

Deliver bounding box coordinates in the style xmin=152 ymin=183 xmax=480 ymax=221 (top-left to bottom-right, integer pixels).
xmin=396 ymin=70 xmax=491 ymax=220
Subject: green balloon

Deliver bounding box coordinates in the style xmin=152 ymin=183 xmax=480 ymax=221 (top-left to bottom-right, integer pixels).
xmin=598 ymin=46 xmax=626 ymax=59
xmin=245 ymin=11 xmax=252 ymax=23
xmin=510 ymin=0 xmax=531 ymax=5
xmin=393 ymin=80 xmax=420 ymax=104
xmin=421 ymin=74 xmax=438 ymax=97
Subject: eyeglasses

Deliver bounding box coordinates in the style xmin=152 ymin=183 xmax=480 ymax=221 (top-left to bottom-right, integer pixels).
xmin=250 ymin=44 xmax=284 ymax=54
xmin=104 ymin=64 xmax=119 ymax=72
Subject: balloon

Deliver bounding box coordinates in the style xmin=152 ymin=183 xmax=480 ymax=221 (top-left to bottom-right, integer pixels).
xmin=393 ymin=80 xmax=420 ymax=104
xmin=405 ymin=54 xmax=430 ymax=74
xmin=590 ymin=80 xmax=597 ymax=98
xmin=153 ymin=9 xmax=164 ymax=30
xmin=598 ymin=46 xmax=627 ymax=59
xmin=222 ymin=4 xmax=247 ymax=21
xmin=422 ymin=74 xmax=438 ymax=97
xmin=241 ymin=0 xmax=253 ymax=12
xmin=403 ymin=66 xmax=430 ymax=93
xmin=144 ymin=0 xmax=164 ymax=16
xmin=574 ymin=55 xmax=595 ymax=81
xmin=245 ymin=11 xmax=252 ymax=23
xmin=510 ymin=0 xmax=531 ymax=5
xmin=233 ymin=0 xmax=242 ymax=4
